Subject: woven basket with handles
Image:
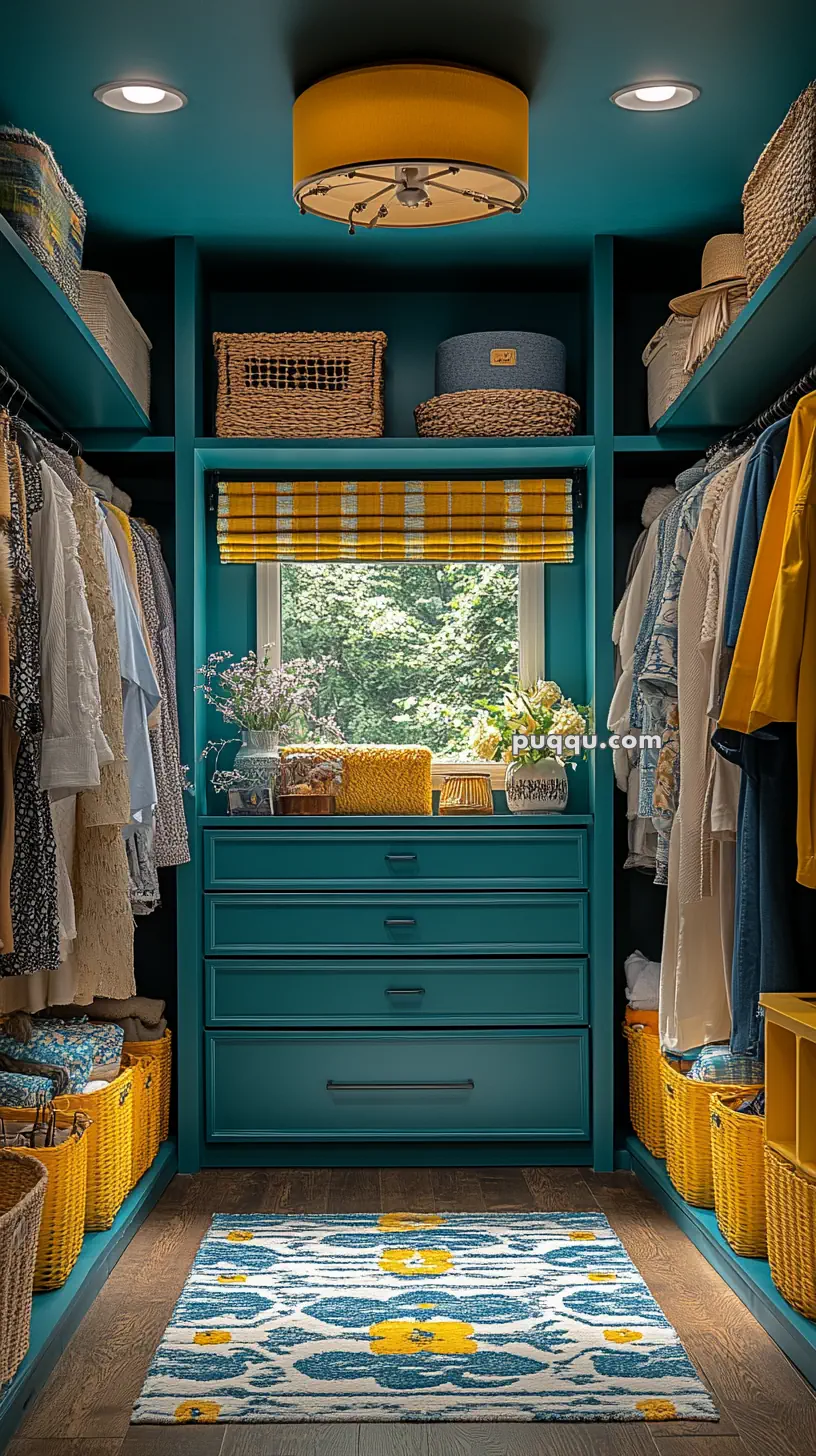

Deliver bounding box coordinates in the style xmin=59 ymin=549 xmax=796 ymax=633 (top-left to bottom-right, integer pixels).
xmin=0 ymin=1149 xmax=48 ymax=1384
xmin=662 ymin=1055 xmax=763 ymax=1208
xmin=415 ymin=388 xmax=580 ymax=438
xmin=710 ymin=1092 xmax=767 ymax=1258
xmin=742 ymin=81 xmax=816 ymax=296
xmin=214 ymin=331 xmax=386 ymax=438
xmin=765 ymin=1145 xmax=816 ymax=1319
xmin=0 ymin=1106 xmax=90 ymax=1291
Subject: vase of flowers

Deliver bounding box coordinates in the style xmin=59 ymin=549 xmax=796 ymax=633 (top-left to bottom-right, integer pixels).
xmin=467 ymin=677 xmax=590 ymax=815
xmin=198 ymin=650 xmax=340 ymax=809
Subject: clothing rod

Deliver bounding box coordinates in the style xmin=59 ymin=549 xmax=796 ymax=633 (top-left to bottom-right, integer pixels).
xmin=708 ymin=358 xmax=816 ymax=460
xmin=0 ymin=361 xmax=82 ymax=455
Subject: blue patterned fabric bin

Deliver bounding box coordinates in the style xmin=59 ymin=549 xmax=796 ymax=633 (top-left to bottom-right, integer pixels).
xmin=0 ymin=1023 xmax=95 ymax=1093
xmin=435 ymin=331 xmax=566 ymax=396
xmin=0 ymin=1070 xmax=55 ymax=1108
xmin=0 ymin=126 xmax=86 ymax=305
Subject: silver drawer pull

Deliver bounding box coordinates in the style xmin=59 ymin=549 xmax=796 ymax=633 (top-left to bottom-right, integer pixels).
xmin=384 ymin=917 xmax=416 ymax=926
xmin=385 ymin=853 xmax=417 ymax=861
xmin=386 ymin=987 xmax=425 ymax=996
xmin=327 ymin=1080 xmax=474 ymax=1091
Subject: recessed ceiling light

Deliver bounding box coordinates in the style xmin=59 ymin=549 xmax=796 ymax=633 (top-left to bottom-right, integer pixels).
xmin=611 ymin=81 xmax=699 ymax=112
xmin=94 ymin=81 xmax=187 ymax=114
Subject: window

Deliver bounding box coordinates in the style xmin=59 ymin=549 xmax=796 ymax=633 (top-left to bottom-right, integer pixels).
xmin=257 ymin=560 xmax=545 ymax=779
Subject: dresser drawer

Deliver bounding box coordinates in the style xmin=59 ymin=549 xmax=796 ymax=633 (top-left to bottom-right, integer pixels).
xmin=204 ymin=828 xmax=587 ymax=892
xmin=205 ymin=957 xmax=588 ymax=1027
xmin=204 ymin=892 xmax=588 ymax=956
xmin=205 ymin=1030 xmax=590 ymax=1141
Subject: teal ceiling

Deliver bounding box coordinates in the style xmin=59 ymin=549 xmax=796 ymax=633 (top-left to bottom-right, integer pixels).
xmin=1 ymin=0 xmax=813 ymax=263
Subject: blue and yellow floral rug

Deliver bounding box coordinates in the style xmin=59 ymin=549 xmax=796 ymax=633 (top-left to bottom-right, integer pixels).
xmin=132 ymin=1212 xmax=717 ymax=1424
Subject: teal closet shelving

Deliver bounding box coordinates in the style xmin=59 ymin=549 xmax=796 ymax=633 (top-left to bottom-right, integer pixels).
xmin=3 ymin=218 xmax=816 ymax=1433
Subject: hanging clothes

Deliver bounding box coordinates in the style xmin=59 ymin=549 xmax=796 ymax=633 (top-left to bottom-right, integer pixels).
xmin=0 ymin=441 xmax=61 ymax=979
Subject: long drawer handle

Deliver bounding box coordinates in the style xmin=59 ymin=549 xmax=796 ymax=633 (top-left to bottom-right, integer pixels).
xmin=385 ymin=987 xmax=425 ymax=996
xmin=384 ymin=853 xmax=417 ymax=861
xmin=384 ymin=917 xmax=416 ymax=926
xmin=327 ymin=1080 xmax=474 ymax=1091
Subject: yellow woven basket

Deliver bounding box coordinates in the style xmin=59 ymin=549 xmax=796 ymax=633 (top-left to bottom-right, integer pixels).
xmin=662 ymin=1056 xmax=763 ymax=1208
xmin=123 ymin=1030 xmax=171 ymax=1142
xmin=710 ymin=1093 xmax=767 ymax=1257
xmin=55 ymin=1067 xmax=133 ymax=1230
xmin=0 ymin=1107 xmax=90 ymax=1291
xmin=623 ymin=1025 xmax=666 ymax=1158
xmin=122 ymin=1052 xmax=161 ymax=1190
xmin=765 ymin=1145 xmax=816 ymax=1319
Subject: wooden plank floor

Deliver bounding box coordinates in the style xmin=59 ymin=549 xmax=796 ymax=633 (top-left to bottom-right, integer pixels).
xmin=10 ymin=1167 xmax=816 ymax=1456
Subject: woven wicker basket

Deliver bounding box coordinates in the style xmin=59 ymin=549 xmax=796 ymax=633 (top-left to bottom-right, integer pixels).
xmin=743 ymin=81 xmax=816 ymax=296
xmin=214 ymin=331 xmax=386 ymax=438
xmin=0 ymin=1149 xmax=47 ymax=1385
xmin=122 ymin=1051 xmax=161 ymax=1190
xmin=662 ymin=1056 xmax=763 ymax=1208
xmin=55 ymin=1067 xmax=133 ymax=1230
xmin=0 ymin=1107 xmax=89 ymax=1291
xmin=710 ymin=1093 xmax=767 ymax=1258
xmin=79 ymin=272 xmax=151 ymax=415
xmin=623 ymin=1025 xmax=666 ymax=1158
xmin=765 ymin=1145 xmax=816 ymax=1318
xmin=0 ymin=126 xmax=86 ymax=305
xmin=415 ymin=388 xmax=580 ymax=438
xmin=123 ymin=1029 xmax=171 ymax=1142
xmin=642 ymin=315 xmax=694 ymax=426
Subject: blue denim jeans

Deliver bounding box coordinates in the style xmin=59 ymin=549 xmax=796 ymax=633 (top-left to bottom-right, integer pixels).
xmin=713 ymin=723 xmax=816 ymax=1057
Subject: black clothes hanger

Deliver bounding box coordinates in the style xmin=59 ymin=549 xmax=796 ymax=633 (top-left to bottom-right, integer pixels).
xmin=0 ymin=363 xmax=81 ymax=461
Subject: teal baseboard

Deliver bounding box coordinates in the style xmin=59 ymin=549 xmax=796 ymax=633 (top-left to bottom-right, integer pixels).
xmin=0 ymin=1140 xmax=177 ymax=1454
xmin=201 ymin=1140 xmax=596 ymax=1169
xmin=628 ymin=1134 xmax=816 ymax=1391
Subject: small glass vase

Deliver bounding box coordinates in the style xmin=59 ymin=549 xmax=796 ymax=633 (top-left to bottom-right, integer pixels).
xmin=505 ymin=756 xmax=569 ymax=814
xmin=233 ymin=730 xmax=281 ymax=802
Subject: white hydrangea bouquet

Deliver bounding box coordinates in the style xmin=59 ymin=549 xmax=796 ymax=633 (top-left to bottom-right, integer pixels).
xmin=467 ymin=677 xmax=591 ymax=766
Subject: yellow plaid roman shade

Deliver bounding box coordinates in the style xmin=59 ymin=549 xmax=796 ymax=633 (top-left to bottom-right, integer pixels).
xmin=217 ymin=479 xmax=574 ymax=562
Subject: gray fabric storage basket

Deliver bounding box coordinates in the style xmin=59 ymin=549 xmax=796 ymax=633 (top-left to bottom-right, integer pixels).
xmin=435 ymin=331 xmax=566 ymax=396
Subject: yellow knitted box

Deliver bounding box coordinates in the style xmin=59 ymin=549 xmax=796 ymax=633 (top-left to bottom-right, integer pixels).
xmin=282 ymin=745 xmax=432 ymax=815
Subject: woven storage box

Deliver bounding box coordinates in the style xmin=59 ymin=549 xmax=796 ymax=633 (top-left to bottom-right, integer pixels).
xmin=642 ymin=315 xmax=694 ymax=427
xmin=623 ymin=1025 xmax=666 ymax=1158
xmin=0 ymin=1149 xmax=47 ymax=1385
xmin=123 ymin=1029 xmax=171 ymax=1142
xmin=122 ymin=1052 xmax=161 ymax=1189
xmin=0 ymin=1108 xmax=89 ymax=1291
xmin=765 ymin=1145 xmax=816 ymax=1318
xmin=662 ymin=1056 xmax=763 ymax=1208
xmin=710 ymin=1093 xmax=767 ymax=1258
xmin=79 ymin=272 xmax=152 ymax=415
xmin=282 ymin=745 xmax=432 ymax=816
xmin=435 ymin=331 xmax=566 ymax=395
xmin=214 ymin=331 xmax=386 ymax=438
xmin=743 ymin=81 xmax=816 ymax=296
xmin=0 ymin=127 xmax=85 ymax=305
xmin=55 ymin=1067 xmax=133 ymax=1230
xmin=415 ymin=388 xmax=580 ymax=438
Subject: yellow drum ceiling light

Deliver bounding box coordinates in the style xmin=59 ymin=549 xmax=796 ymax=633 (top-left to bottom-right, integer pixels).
xmin=292 ymin=64 xmax=529 ymax=232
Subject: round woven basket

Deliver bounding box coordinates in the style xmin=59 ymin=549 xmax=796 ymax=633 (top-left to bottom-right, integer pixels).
xmin=0 ymin=1149 xmax=48 ymax=1384
xmin=415 ymin=388 xmax=580 ymax=438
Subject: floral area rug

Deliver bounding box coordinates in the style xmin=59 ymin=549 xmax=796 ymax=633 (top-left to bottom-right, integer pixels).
xmin=132 ymin=1211 xmax=717 ymax=1424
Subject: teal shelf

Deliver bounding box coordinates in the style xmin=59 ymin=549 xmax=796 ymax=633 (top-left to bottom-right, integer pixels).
xmin=0 ymin=1140 xmax=176 ymax=1450
xmin=194 ymin=436 xmax=595 ymax=472
xmin=628 ymin=1135 xmax=816 ymax=1388
xmin=0 ymin=214 xmax=151 ymax=434
xmin=614 ymin=434 xmax=715 ymax=453
xmin=199 ymin=813 xmax=594 ymax=828
xmin=82 ymin=433 xmax=175 ymax=453
xmin=653 ymin=217 xmax=816 ymax=434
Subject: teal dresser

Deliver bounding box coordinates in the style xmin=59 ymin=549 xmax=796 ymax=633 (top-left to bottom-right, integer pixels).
xmin=202 ymin=815 xmax=592 ymax=1151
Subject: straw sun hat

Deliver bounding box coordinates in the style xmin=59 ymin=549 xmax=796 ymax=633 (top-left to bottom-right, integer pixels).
xmin=670 ymin=234 xmax=747 ymax=316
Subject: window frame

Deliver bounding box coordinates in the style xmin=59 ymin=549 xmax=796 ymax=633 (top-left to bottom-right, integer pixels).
xmin=256 ymin=559 xmax=545 ymax=782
